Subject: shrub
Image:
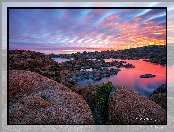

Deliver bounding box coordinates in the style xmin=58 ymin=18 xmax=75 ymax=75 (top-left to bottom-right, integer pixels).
xmin=96 ymin=82 xmax=112 ymax=120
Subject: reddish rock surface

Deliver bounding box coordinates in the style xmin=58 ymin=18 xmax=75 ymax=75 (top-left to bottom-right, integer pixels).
xmin=9 ymin=70 xmax=95 ymax=124
xmin=9 ymin=50 xmax=58 ymax=71
xmin=107 ymin=85 xmax=167 ymax=124
xmin=9 ymin=70 xmax=71 ymax=103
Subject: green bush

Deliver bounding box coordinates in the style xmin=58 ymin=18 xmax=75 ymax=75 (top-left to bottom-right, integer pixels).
xmin=96 ymin=82 xmax=112 ymax=119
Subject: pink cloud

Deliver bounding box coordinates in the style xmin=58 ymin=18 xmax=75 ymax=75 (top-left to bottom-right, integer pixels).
xmin=133 ymin=17 xmax=142 ymax=22
xmin=100 ymin=35 xmax=108 ymax=40
xmin=106 ymin=22 xmax=119 ymax=26
xmin=107 ymin=15 xmax=120 ymax=20
xmin=143 ymin=20 xmax=154 ymax=25
xmin=119 ymin=23 xmax=132 ymax=29
xmin=87 ymin=14 xmax=94 ymax=19
xmin=81 ymin=14 xmax=94 ymax=24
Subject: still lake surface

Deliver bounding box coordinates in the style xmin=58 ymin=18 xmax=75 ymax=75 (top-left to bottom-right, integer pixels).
xmin=53 ymin=58 xmax=166 ymax=98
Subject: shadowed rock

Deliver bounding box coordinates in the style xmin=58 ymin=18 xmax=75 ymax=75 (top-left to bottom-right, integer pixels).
xmin=149 ymin=84 xmax=167 ymax=111
xmin=81 ymin=84 xmax=98 ymax=112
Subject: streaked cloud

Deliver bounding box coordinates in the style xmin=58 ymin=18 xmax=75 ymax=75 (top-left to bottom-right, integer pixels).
xmin=9 ymin=8 xmax=166 ymax=53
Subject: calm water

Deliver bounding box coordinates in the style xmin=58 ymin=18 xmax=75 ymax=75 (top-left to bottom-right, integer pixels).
xmin=52 ymin=58 xmax=74 ymax=63
xmin=53 ymin=58 xmax=166 ymax=98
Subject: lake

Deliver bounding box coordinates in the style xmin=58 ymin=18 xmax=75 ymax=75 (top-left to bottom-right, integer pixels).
xmin=52 ymin=58 xmax=74 ymax=63
xmin=53 ymin=58 xmax=166 ymax=98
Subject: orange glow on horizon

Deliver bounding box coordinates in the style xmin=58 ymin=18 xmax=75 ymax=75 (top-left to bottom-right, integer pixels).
xmin=153 ymin=32 xmax=163 ymax=34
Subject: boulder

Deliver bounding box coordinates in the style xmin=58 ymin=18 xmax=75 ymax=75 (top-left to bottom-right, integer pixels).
xmin=149 ymin=84 xmax=167 ymax=111
xmin=107 ymin=85 xmax=167 ymax=124
xmin=81 ymin=84 xmax=98 ymax=112
xmin=9 ymin=70 xmax=95 ymax=124
xmin=140 ymin=74 xmax=156 ymax=78
xmin=9 ymin=70 xmax=71 ymax=102
xmin=81 ymin=84 xmax=102 ymax=124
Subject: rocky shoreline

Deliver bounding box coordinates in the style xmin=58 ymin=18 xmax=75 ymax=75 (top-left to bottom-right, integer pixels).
xmin=9 ymin=50 xmax=136 ymax=91
xmin=48 ymin=45 xmax=166 ymax=65
xmin=9 ymin=70 xmax=167 ymax=124
xmin=9 ymin=46 xmax=165 ymax=86
xmin=8 ymin=49 xmax=167 ymax=124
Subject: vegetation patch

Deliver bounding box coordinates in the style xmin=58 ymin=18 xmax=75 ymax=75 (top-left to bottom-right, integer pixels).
xmin=96 ymin=81 xmax=112 ymax=122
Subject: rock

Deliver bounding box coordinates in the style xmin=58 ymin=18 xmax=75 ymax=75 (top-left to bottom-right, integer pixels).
xmin=149 ymin=84 xmax=167 ymax=111
xmin=9 ymin=70 xmax=71 ymax=102
xmin=81 ymin=84 xmax=98 ymax=112
xmin=9 ymin=70 xmax=95 ymax=124
xmin=108 ymin=91 xmax=115 ymax=101
xmin=107 ymin=85 xmax=167 ymax=124
xmin=102 ymin=73 xmax=110 ymax=77
xmin=72 ymin=83 xmax=83 ymax=94
xmin=19 ymin=95 xmax=53 ymax=109
xmin=93 ymin=76 xmax=102 ymax=81
xmin=140 ymin=74 xmax=156 ymax=78
xmin=80 ymin=84 xmax=100 ymax=123
xmin=124 ymin=63 xmax=135 ymax=68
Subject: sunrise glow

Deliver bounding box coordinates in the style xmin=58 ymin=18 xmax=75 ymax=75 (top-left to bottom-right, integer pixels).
xmin=9 ymin=8 xmax=166 ymax=53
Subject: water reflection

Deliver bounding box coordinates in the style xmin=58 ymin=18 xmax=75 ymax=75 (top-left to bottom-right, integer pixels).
xmin=53 ymin=58 xmax=166 ymax=98
xmin=52 ymin=58 xmax=73 ymax=63
xmin=78 ymin=59 xmax=166 ymax=98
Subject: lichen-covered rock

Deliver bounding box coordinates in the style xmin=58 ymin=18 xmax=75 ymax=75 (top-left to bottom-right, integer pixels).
xmin=9 ymin=70 xmax=95 ymax=124
xmin=19 ymin=95 xmax=53 ymax=109
xmin=107 ymin=85 xmax=167 ymax=125
xmin=149 ymin=84 xmax=167 ymax=111
xmin=9 ymin=50 xmax=58 ymax=71
xmin=9 ymin=70 xmax=71 ymax=102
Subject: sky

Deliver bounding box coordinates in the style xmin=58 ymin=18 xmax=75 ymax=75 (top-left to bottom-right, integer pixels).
xmin=6 ymin=3 xmax=172 ymax=54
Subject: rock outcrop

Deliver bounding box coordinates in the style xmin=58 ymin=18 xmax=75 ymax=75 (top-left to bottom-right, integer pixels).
xmin=149 ymin=84 xmax=167 ymax=111
xmin=81 ymin=84 xmax=98 ymax=111
xmin=9 ymin=70 xmax=95 ymax=124
xmin=9 ymin=70 xmax=71 ymax=103
xmin=80 ymin=84 xmax=105 ymax=124
xmin=107 ymin=85 xmax=167 ymax=124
